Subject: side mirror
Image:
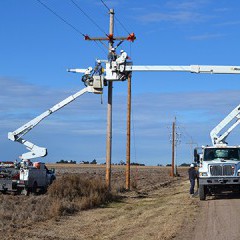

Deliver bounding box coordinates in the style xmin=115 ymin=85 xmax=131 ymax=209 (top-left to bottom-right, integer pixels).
xmin=51 ymin=168 xmax=55 ymax=174
xmin=194 ymin=149 xmax=200 ymax=164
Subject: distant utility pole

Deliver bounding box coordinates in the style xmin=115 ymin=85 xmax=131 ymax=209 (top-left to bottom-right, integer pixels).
xmin=85 ymin=9 xmax=136 ymax=189
xmin=171 ymin=118 xmax=176 ymax=177
xmin=170 ymin=117 xmax=181 ymax=176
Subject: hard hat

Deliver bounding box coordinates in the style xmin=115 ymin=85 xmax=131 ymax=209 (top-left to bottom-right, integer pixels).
xmin=111 ymin=48 xmax=115 ymax=51
xmin=120 ymin=49 xmax=124 ymax=53
xmin=190 ymin=163 xmax=195 ymax=167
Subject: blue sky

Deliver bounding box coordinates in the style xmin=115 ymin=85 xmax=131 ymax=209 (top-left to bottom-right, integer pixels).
xmin=1 ymin=0 xmax=240 ymax=166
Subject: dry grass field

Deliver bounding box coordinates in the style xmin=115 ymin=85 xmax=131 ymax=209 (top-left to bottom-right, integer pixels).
xmin=0 ymin=165 xmax=199 ymax=240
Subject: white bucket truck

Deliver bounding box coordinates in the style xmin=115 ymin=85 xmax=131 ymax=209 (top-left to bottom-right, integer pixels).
xmin=195 ymin=104 xmax=240 ymax=200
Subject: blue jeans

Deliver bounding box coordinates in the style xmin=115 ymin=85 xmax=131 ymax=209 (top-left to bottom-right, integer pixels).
xmin=190 ymin=179 xmax=195 ymax=194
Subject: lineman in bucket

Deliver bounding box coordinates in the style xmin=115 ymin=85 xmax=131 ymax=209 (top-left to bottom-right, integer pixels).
xmin=188 ymin=163 xmax=199 ymax=196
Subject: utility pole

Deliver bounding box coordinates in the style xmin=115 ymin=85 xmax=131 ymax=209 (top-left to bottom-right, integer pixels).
xmin=84 ymin=10 xmax=136 ymax=189
xmin=126 ymin=74 xmax=132 ymax=190
xmin=171 ymin=117 xmax=176 ymax=177
xmin=105 ymin=8 xmax=114 ymax=189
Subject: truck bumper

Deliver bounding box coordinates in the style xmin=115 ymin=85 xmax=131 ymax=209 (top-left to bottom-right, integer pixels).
xmin=0 ymin=179 xmax=18 ymax=191
xmin=199 ymin=177 xmax=240 ymax=185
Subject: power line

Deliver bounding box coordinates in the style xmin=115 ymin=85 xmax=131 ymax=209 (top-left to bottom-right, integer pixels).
xmin=93 ymin=40 xmax=108 ymax=55
xmin=100 ymin=0 xmax=130 ymax=35
xmin=100 ymin=0 xmax=110 ymax=11
xmin=70 ymin=0 xmax=107 ymax=36
xmin=115 ymin=16 xmax=130 ymax=35
xmin=36 ymin=0 xmax=86 ymax=37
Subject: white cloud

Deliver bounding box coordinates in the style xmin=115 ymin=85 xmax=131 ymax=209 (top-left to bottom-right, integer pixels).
xmin=132 ymin=0 xmax=211 ymax=25
xmin=135 ymin=11 xmax=207 ymax=24
xmin=189 ymin=33 xmax=225 ymax=40
xmin=214 ymin=20 xmax=240 ymax=27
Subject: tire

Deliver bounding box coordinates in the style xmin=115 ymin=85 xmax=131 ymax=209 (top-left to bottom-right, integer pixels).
xmin=21 ymin=188 xmax=30 ymax=196
xmin=49 ymin=176 xmax=55 ymax=185
xmin=0 ymin=189 xmax=7 ymax=194
xmin=32 ymin=181 xmax=38 ymax=195
xmin=40 ymin=186 xmax=47 ymax=194
xmin=199 ymin=185 xmax=206 ymax=200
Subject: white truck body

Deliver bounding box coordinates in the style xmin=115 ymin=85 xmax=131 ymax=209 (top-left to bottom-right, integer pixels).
xmin=196 ymin=145 xmax=240 ymax=200
xmin=0 ymin=161 xmax=55 ymax=195
xmin=194 ymin=101 xmax=240 ymax=200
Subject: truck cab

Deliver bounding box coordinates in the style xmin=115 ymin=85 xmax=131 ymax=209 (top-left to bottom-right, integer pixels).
xmin=195 ymin=145 xmax=240 ymax=200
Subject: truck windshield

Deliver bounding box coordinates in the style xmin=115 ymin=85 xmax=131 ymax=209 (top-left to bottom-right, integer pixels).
xmin=204 ymin=148 xmax=240 ymax=161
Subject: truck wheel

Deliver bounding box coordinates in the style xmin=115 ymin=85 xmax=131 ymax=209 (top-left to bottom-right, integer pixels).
xmin=0 ymin=189 xmax=7 ymax=194
xmin=21 ymin=188 xmax=29 ymax=196
xmin=199 ymin=185 xmax=206 ymax=200
xmin=32 ymin=182 xmax=38 ymax=195
xmin=49 ymin=176 xmax=55 ymax=185
xmin=40 ymin=186 xmax=47 ymax=194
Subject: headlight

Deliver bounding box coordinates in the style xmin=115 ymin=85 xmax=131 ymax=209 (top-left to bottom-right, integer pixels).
xmin=199 ymin=172 xmax=208 ymax=177
xmin=237 ymin=171 xmax=240 ymax=176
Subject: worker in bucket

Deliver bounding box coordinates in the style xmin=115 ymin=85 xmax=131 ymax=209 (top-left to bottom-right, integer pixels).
xmin=116 ymin=49 xmax=128 ymax=65
xmin=188 ymin=163 xmax=198 ymax=196
xmin=93 ymin=60 xmax=103 ymax=76
xmin=108 ymin=47 xmax=117 ymax=68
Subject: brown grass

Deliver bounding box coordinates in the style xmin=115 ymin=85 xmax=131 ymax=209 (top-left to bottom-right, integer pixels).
xmin=0 ymin=174 xmax=114 ymax=233
xmin=0 ymin=166 xmax=190 ymax=239
xmin=47 ymin=174 xmax=113 ymax=215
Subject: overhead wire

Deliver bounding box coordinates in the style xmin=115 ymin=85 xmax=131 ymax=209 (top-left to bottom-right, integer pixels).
xmin=100 ymin=0 xmax=110 ymax=11
xmin=36 ymin=0 xmax=86 ymax=37
xmin=93 ymin=40 xmax=108 ymax=54
xmin=36 ymin=0 xmax=108 ymax=55
xmin=100 ymin=0 xmax=131 ymax=35
xmin=70 ymin=0 xmax=107 ymax=36
xmin=115 ymin=16 xmax=131 ymax=35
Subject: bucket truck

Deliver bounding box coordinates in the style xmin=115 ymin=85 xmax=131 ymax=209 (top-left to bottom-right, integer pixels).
xmin=68 ymin=49 xmax=240 ymax=199
xmin=3 ymin=71 xmax=104 ymax=195
xmin=194 ymin=104 xmax=240 ymax=200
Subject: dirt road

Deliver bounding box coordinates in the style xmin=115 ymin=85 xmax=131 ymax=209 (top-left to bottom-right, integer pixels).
xmin=193 ymin=194 xmax=240 ymax=240
xmin=177 ymin=192 xmax=240 ymax=240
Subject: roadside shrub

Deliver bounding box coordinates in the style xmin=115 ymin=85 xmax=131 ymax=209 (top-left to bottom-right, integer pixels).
xmin=47 ymin=174 xmax=113 ymax=216
xmin=0 ymin=174 xmax=114 ymax=232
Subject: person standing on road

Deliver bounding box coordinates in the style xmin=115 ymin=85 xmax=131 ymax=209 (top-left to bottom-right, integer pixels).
xmin=188 ymin=163 xmax=198 ymax=196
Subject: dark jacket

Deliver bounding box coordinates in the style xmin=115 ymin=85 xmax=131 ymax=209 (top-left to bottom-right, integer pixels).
xmin=188 ymin=167 xmax=198 ymax=180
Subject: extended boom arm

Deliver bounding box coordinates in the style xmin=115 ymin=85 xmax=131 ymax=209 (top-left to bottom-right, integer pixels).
xmin=69 ymin=52 xmax=240 ymax=82
xmin=210 ymin=105 xmax=240 ymax=145
xmin=8 ymin=81 xmax=103 ymax=160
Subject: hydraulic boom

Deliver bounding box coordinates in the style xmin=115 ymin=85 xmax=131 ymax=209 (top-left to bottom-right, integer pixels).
xmin=68 ymin=50 xmax=240 ymax=82
xmin=210 ymin=104 xmax=240 ymax=145
xmin=8 ymin=78 xmax=103 ymax=160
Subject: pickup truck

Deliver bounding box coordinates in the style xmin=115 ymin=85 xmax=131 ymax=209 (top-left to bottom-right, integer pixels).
xmin=0 ymin=161 xmax=55 ymax=195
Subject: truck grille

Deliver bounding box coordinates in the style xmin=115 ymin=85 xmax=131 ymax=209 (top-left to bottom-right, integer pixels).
xmin=210 ymin=165 xmax=234 ymax=176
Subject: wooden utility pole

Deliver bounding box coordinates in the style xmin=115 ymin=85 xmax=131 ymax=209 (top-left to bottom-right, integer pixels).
xmin=171 ymin=117 xmax=176 ymax=177
xmin=126 ymin=74 xmax=132 ymax=190
xmin=84 ymin=10 xmax=135 ymax=189
xmin=105 ymin=9 xmax=114 ymax=189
